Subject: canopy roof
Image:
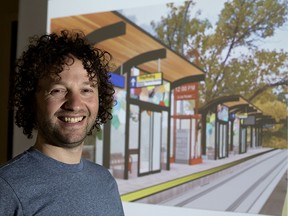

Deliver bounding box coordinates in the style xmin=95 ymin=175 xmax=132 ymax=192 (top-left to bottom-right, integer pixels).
xmin=51 ymin=11 xmax=205 ymax=83
xmin=199 ymin=95 xmax=262 ymax=115
xmin=224 ymin=97 xmax=262 ymax=115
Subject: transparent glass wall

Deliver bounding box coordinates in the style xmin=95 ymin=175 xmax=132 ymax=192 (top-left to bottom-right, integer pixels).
xmin=175 ymin=119 xmax=190 ymax=163
xmin=247 ymin=127 xmax=251 ymax=148
xmin=139 ymin=110 xmax=161 ymax=175
xmin=95 ymin=127 xmax=104 ymax=165
xmin=252 ymin=128 xmax=256 ymax=148
xmin=83 ymin=127 xmax=103 ymax=164
xmin=140 ymin=110 xmax=151 ymax=174
xmin=228 ymin=121 xmax=232 ymax=151
xmin=161 ymin=111 xmax=168 ymax=170
xmin=129 ymin=105 xmax=139 ymax=177
xmin=170 ymin=118 xmax=174 ymax=159
xmin=152 ymin=112 xmax=161 ymax=170
xmin=129 ymin=105 xmax=139 ymax=149
xmin=233 ymin=118 xmax=240 ymax=154
xmin=206 ymin=112 xmax=216 ymax=149
xmin=110 ymin=87 xmax=126 ymax=178
xmin=240 ymin=127 xmax=247 ymax=153
xmin=190 ymin=119 xmax=196 ymax=160
xmin=196 ymin=119 xmax=202 ymax=158
xmin=205 ymin=112 xmax=216 ymax=159
xmin=218 ymin=124 xmax=227 ymax=158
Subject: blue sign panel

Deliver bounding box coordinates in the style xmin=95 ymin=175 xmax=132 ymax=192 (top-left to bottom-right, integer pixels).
xmin=130 ymin=76 xmax=137 ymax=88
xmin=109 ymin=72 xmax=125 ymax=88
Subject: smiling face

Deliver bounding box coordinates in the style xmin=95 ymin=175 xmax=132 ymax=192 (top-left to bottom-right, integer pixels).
xmin=35 ymin=57 xmax=99 ymax=149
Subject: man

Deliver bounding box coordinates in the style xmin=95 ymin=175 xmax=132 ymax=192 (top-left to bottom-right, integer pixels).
xmin=0 ymin=30 xmax=125 ymax=215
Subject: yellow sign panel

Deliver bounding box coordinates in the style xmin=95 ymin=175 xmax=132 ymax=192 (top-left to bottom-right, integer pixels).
xmin=136 ymin=72 xmax=162 ymax=87
xmin=137 ymin=73 xmax=162 ymax=81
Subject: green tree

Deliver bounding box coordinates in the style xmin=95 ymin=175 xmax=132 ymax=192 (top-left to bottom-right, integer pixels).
xmin=255 ymin=89 xmax=287 ymax=148
xmin=254 ymin=88 xmax=287 ymax=122
xmin=151 ymin=0 xmax=288 ymax=105
xmin=151 ymin=0 xmax=288 ymax=148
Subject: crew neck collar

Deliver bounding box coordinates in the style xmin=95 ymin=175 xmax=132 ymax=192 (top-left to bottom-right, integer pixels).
xmin=28 ymin=147 xmax=84 ymax=172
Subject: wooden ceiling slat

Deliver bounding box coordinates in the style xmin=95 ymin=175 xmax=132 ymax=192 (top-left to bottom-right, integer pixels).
xmin=51 ymin=11 xmax=205 ymax=82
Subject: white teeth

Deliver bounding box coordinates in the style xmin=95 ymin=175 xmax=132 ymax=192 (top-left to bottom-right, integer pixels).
xmin=63 ymin=117 xmax=83 ymax=123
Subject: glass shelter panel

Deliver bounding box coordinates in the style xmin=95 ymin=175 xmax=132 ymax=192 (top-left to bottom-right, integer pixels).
xmin=218 ymin=124 xmax=227 ymax=158
xmin=110 ymin=87 xmax=126 ymax=178
xmin=139 ymin=110 xmax=150 ymax=174
xmin=233 ymin=118 xmax=240 ymax=154
xmin=247 ymin=127 xmax=251 ymax=148
xmin=175 ymin=119 xmax=190 ymax=163
xmin=206 ymin=112 xmax=216 ymax=159
xmin=129 ymin=105 xmax=140 ymax=177
xmin=190 ymin=119 xmax=196 ymax=159
xmin=139 ymin=110 xmax=161 ymax=175
xmin=152 ymin=112 xmax=161 ymax=170
xmin=161 ymin=111 xmax=168 ymax=169
xmin=129 ymin=105 xmax=139 ymax=149
xmin=83 ymin=126 xmax=103 ymax=164
xmin=176 ymin=100 xmax=196 ymax=115
xmin=240 ymin=127 xmax=247 ymax=153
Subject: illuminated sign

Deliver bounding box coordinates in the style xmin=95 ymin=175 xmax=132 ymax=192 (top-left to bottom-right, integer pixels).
xmin=217 ymin=104 xmax=229 ymax=122
xmin=109 ymin=72 xmax=125 ymax=88
xmin=243 ymin=116 xmax=255 ymax=125
xmin=130 ymin=72 xmax=162 ymax=88
xmin=174 ymin=83 xmax=198 ymax=100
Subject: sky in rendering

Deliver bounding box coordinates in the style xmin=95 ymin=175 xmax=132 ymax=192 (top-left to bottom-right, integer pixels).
xmin=119 ymin=0 xmax=288 ymax=53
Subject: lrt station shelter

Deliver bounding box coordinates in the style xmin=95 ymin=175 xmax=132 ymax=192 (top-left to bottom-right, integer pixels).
xmin=51 ymin=11 xmax=266 ymax=180
xmin=199 ymin=95 xmax=265 ymax=161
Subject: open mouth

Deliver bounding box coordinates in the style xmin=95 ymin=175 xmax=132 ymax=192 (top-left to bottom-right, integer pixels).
xmin=58 ymin=116 xmax=85 ymax=123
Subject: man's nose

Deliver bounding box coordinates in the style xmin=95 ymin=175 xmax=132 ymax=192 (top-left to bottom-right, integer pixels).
xmin=62 ymin=91 xmax=83 ymax=111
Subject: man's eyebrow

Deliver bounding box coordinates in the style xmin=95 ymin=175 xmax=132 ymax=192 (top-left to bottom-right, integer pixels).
xmin=83 ymin=81 xmax=98 ymax=87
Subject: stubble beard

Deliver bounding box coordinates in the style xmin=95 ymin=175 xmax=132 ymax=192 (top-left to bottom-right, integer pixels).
xmin=36 ymin=117 xmax=96 ymax=149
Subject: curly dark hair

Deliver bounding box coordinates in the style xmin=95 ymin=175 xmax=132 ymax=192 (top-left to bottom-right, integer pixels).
xmin=11 ymin=30 xmax=115 ymax=139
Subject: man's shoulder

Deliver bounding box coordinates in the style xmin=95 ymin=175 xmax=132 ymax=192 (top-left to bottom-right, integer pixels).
xmin=82 ymin=159 xmax=114 ymax=178
xmin=82 ymin=159 xmax=108 ymax=172
xmin=0 ymin=148 xmax=34 ymax=179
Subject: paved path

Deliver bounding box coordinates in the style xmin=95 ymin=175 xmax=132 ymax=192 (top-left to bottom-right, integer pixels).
xmin=116 ymin=148 xmax=287 ymax=215
xmin=117 ymin=147 xmax=274 ymax=195
xmin=159 ymin=149 xmax=287 ymax=215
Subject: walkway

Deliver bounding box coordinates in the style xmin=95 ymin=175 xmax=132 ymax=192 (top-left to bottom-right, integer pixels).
xmin=118 ymin=147 xmax=287 ymax=216
xmin=116 ymin=147 xmax=274 ymax=195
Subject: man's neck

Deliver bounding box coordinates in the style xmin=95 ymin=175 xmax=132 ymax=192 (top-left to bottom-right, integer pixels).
xmin=34 ymin=137 xmax=83 ymax=164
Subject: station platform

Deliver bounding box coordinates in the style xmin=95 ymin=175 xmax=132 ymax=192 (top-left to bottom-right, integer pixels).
xmin=116 ymin=147 xmax=287 ymax=215
xmin=116 ymin=147 xmax=274 ymax=196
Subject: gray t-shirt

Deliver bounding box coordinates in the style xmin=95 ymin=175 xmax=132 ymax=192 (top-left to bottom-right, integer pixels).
xmin=0 ymin=147 xmax=124 ymax=216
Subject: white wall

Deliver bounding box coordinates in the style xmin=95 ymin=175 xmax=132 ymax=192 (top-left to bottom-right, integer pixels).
xmin=13 ymin=0 xmax=48 ymax=156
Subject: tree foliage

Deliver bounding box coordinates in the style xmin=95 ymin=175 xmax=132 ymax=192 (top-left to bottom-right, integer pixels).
xmin=254 ymin=88 xmax=287 ymax=122
xmin=258 ymin=88 xmax=287 ymax=148
xmin=151 ymin=0 xmax=288 ymax=111
xmin=151 ymin=1 xmax=212 ymax=55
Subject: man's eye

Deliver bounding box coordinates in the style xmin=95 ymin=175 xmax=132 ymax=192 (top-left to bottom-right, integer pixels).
xmin=82 ymin=88 xmax=94 ymax=93
xmin=50 ymin=89 xmax=67 ymax=96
